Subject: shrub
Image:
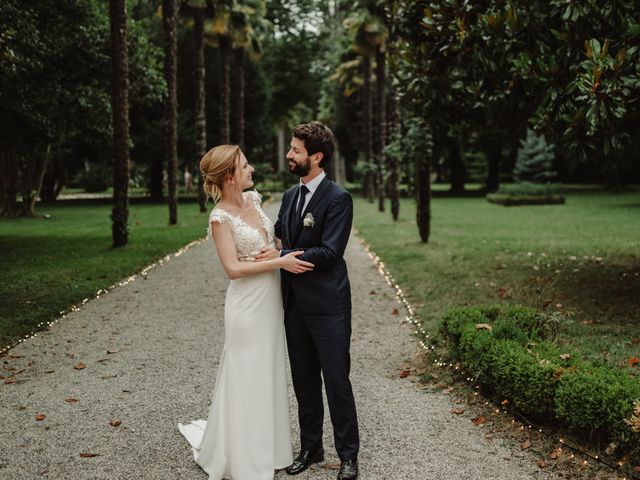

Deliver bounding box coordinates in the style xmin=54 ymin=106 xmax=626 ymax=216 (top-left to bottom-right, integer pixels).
xmin=439 ymin=304 xmax=640 ymax=448
xmin=513 ymin=129 xmax=557 ymax=183
xmin=556 ymin=367 xmax=640 ymax=440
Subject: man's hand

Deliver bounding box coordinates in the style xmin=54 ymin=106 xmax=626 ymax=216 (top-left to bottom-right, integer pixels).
xmin=255 ymin=247 xmax=280 ymax=261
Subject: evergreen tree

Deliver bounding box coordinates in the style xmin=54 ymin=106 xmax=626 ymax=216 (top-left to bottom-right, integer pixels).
xmin=513 ymin=129 xmax=557 ymax=183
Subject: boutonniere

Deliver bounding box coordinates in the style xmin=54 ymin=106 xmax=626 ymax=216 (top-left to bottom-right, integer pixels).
xmin=303 ymin=212 xmax=316 ymax=228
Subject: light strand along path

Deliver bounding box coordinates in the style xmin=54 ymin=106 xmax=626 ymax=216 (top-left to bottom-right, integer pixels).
xmin=0 ymin=200 xmax=560 ymax=480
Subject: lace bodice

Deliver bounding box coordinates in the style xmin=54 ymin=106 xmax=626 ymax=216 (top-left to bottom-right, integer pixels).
xmin=208 ymin=190 xmax=275 ymax=262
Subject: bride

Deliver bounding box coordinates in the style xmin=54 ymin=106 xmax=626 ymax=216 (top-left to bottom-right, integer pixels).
xmin=178 ymin=144 xmax=313 ymax=479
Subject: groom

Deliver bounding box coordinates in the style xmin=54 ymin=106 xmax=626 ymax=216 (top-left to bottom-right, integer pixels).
xmin=259 ymin=121 xmax=359 ymax=480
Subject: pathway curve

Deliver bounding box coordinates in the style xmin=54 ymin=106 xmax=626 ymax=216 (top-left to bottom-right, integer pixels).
xmin=0 ymin=201 xmax=561 ymax=479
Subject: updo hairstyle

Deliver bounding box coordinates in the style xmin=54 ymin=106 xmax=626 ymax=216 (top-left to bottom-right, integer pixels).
xmin=200 ymin=144 xmax=241 ymax=203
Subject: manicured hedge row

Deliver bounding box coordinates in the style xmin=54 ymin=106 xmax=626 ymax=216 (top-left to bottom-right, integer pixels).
xmin=439 ymin=305 xmax=640 ymax=447
xmin=486 ymin=193 xmax=566 ymax=206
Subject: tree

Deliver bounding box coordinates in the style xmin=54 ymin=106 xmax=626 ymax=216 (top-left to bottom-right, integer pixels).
xmin=514 ymin=129 xmax=557 ymax=183
xmin=110 ymin=0 xmax=130 ymax=247
xmin=193 ymin=4 xmax=208 ymax=211
xmin=163 ymin=0 xmax=179 ymax=225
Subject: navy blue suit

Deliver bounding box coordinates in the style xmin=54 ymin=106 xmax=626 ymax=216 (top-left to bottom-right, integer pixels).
xmin=275 ymin=175 xmax=359 ymax=461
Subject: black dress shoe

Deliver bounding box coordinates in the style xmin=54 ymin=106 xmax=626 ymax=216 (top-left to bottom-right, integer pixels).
xmin=337 ymin=458 xmax=358 ymax=480
xmin=286 ymin=448 xmax=324 ymax=475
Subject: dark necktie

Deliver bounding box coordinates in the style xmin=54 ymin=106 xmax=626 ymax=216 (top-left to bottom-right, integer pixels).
xmin=295 ymin=185 xmax=309 ymax=222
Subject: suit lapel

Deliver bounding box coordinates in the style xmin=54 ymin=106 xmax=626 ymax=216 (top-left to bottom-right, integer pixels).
xmin=292 ymin=176 xmax=331 ymax=244
xmin=285 ymin=187 xmax=298 ymax=246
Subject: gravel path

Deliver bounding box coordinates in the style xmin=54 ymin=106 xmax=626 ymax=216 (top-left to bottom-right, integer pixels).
xmin=0 ymin=201 xmax=562 ymax=480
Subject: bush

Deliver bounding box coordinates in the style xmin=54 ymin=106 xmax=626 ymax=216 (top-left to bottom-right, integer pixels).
xmin=439 ymin=305 xmax=640 ymax=448
xmin=556 ymin=367 xmax=640 ymax=441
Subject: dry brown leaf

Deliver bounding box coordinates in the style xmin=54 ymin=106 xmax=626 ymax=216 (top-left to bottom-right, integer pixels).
xmin=521 ymin=439 xmax=531 ymax=450
xmin=65 ymin=398 xmax=79 ymax=403
xmin=79 ymin=453 xmax=99 ymax=458
xmin=8 ymin=354 xmax=23 ymax=359
xmin=44 ymin=369 xmax=55 ymax=374
xmin=632 ymin=466 xmax=640 ymax=473
xmin=472 ymin=415 xmax=486 ymax=426
xmin=629 ymin=356 xmax=640 ymax=368
xmin=74 ymin=362 xmax=86 ymax=370
xmin=321 ymin=463 xmax=341 ymax=470
xmin=399 ymin=370 xmax=410 ymax=378
xmin=559 ymin=353 xmax=571 ymax=360
xmin=110 ymin=419 xmax=122 ymax=427
xmin=4 ymin=376 xmax=17 ymax=384
xmin=35 ymin=413 xmax=46 ymax=421
xmin=101 ymin=374 xmax=117 ymax=379
xmin=475 ymin=323 xmax=493 ymax=331
xmin=498 ymin=288 xmax=512 ymax=299
xmin=368 ymin=290 xmax=376 ymax=295
xmin=450 ymin=408 xmax=465 ymax=415
xmin=391 ymin=308 xmax=399 ymax=316
xmin=537 ymin=460 xmax=547 ymax=469
xmin=442 ymin=386 xmax=454 ymax=395
xmin=106 ymin=349 xmax=119 ymax=354
xmin=549 ymin=449 xmax=561 ymax=459
xmin=501 ymin=399 xmax=510 ymax=406
xmin=631 ymin=338 xmax=640 ymax=345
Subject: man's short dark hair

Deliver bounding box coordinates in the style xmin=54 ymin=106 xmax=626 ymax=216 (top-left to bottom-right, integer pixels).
xmin=292 ymin=121 xmax=335 ymax=168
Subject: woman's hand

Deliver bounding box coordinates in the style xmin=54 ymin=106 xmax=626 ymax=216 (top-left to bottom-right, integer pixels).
xmin=255 ymin=247 xmax=280 ymax=261
xmin=280 ymin=250 xmax=314 ymax=274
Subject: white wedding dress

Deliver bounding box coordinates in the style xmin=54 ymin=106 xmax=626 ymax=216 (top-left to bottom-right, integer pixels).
xmin=179 ymin=190 xmax=293 ymax=480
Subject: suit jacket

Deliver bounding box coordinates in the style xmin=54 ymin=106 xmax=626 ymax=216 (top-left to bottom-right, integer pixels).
xmin=274 ymin=175 xmax=352 ymax=314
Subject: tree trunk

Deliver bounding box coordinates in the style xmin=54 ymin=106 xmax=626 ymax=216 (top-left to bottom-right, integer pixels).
xmin=149 ymin=155 xmax=163 ymax=200
xmin=375 ymin=46 xmax=386 ymax=212
xmin=40 ymin=157 xmax=64 ymax=202
xmin=447 ymin=136 xmax=466 ymax=194
xmin=362 ymin=55 xmax=374 ymax=202
xmin=416 ymin=156 xmax=431 ymax=243
xmin=485 ymin=142 xmax=501 ymax=193
xmin=234 ymin=48 xmax=245 ymax=151
xmin=163 ymin=0 xmax=178 ymax=225
xmin=0 ymin=149 xmax=19 ymax=217
xmin=21 ymin=145 xmax=50 ymax=214
xmin=109 ymin=0 xmax=130 ymax=247
xmin=219 ymin=35 xmax=231 ymax=144
xmin=387 ymin=90 xmax=400 ymax=221
xmin=194 ymin=8 xmax=207 ymax=212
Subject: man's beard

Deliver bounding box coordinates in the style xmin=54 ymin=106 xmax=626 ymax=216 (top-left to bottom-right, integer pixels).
xmin=289 ymin=156 xmax=311 ymax=177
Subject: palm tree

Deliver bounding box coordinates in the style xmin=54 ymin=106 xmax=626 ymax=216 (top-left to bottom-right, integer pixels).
xmin=163 ymin=0 xmax=179 ymax=225
xmin=344 ymin=6 xmax=388 ymax=204
xmin=193 ymin=5 xmax=208 ymax=212
xmin=109 ymin=0 xmax=130 ymax=247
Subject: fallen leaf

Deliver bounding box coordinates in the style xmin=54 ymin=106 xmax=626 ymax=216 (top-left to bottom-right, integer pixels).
xmin=13 ymin=368 xmax=25 ymax=375
xmin=501 ymin=399 xmax=510 ymax=406
xmin=35 ymin=413 xmax=46 ymax=421
xmin=109 ymin=419 xmax=122 ymax=427
xmin=44 ymin=369 xmax=55 ymax=374
xmin=633 ymin=466 xmax=640 ymax=473
xmin=106 ymin=349 xmax=119 ymax=354
xmin=101 ymin=374 xmax=117 ymax=379
xmin=65 ymin=398 xmax=79 ymax=403
xmin=549 ymin=449 xmax=561 ymax=459
xmin=74 ymin=362 xmax=86 ymax=370
xmin=450 ymin=408 xmax=465 ymax=415
xmin=368 ymin=290 xmax=376 ymax=295
xmin=96 ymin=359 xmax=108 ymax=363
xmin=8 ymin=355 xmax=23 ymax=359
xmin=321 ymin=463 xmax=341 ymax=470
xmin=498 ymin=288 xmax=512 ymax=299
xmin=521 ymin=439 xmax=531 ymax=450
xmin=472 ymin=415 xmax=486 ymax=426
xmin=442 ymin=386 xmax=454 ymax=395
xmin=4 ymin=376 xmax=17 ymax=384
xmin=629 ymin=357 xmax=640 ymax=368
xmin=399 ymin=370 xmax=410 ymax=378
xmin=79 ymin=453 xmax=99 ymax=458
xmin=559 ymin=353 xmax=571 ymax=360
xmin=475 ymin=323 xmax=493 ymax=331
xmin=537 ymin=460 xmax=547 ymax=469
xmin=580 ymin=319 xmax=602 ymax=325
xmin=391 ymin=308 xmax=399 ymax=316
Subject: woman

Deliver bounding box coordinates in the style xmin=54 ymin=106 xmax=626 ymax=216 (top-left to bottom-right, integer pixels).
xmin=178 ymin=145 xmax=313 ymax=479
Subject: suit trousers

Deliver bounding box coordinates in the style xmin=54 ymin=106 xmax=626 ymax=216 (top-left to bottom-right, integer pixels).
xmin=284 ymin=290 xmax=359 ymax=461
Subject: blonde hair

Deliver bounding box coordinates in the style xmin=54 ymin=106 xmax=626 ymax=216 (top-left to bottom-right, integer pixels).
xmin=200 ymin=144 xmax=241 ymax=203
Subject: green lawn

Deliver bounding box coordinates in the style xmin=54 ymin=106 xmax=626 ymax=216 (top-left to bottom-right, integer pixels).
xmin=0 ymin=202 xmax=210 ymax=349
xmin=353 ymin=188 xmax=640 ymax=373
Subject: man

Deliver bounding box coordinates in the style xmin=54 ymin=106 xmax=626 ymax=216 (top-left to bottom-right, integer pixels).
xmin=258 ymin=121 xmax=359 ymax=480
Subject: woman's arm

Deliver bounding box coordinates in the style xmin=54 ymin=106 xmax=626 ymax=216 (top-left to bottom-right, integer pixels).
xmin=211 ymin=221 xmax=313 ymax=279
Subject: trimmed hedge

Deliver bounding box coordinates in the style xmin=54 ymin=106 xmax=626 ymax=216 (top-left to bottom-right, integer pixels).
xmin=439 ymin=305 xmax=640 ymax=447
xmin=486 ymin=193 xmax=566 ymax=206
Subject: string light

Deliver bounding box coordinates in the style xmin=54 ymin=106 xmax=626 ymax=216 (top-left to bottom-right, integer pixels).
xmin=0 ymin=237 xmax=206 ymax=355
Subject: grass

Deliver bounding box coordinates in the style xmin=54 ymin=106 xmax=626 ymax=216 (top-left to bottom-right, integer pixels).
xmin=0 ymin=201 xmax=210 ymax=348
xmin=352 ymin=187 xmax=640 ymax=374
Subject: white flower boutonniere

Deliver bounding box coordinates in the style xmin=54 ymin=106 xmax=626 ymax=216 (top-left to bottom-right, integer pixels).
xmin=303 ymin=212 xmax=316 ymax=228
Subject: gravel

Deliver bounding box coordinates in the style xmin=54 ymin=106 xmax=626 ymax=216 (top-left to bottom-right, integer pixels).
xmin=0 ymin=200 xmax=564 ymax=480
